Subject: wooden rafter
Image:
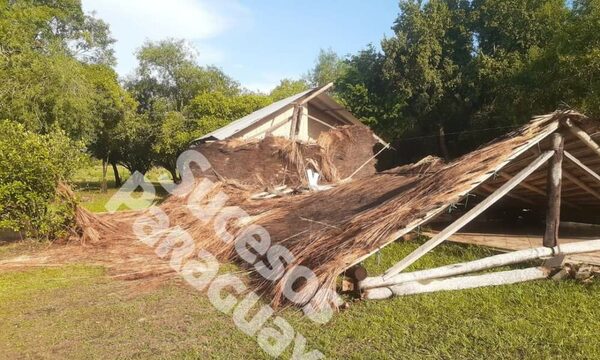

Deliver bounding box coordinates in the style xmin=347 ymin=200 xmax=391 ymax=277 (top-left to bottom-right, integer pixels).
xmin=566 ymin=119 xmax=600 ymax=159
xmin=307 ymin=114 xmax=336 ymax=129
xmin=564 ymin=151 xmax=600 ymax=185
xmin=478 ymin=183 xmax=536 ymax=205
xmin=296 ymin=82 xmax=334 ymax=105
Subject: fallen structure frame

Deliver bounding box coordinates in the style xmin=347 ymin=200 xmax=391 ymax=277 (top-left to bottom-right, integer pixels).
xmin=357 ymin=113 xmax=600 ymax=299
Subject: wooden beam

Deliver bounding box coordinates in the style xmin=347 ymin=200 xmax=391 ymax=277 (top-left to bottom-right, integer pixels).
xmin=563 ymin=172 xmax=600 ymax=201
xmin=361 ymin=239 xmax=600 ymax=289
xmin=307 ymin=114 xmax=336 ymax=129
xmin=365 ymin=267 xmax=550 ymax=299
xmin=296 ymin=82 xmax=334 ymax=105
xmin=248 ymin=116 xmax=292 ymax=139
xmin=498 ymin=171 xmax=582 ymax=210
xmin=499 ymin=172 xmax=546 ymax=197
xmin=383 ymin=151 xmax=554 ymax=279
xmin=479 ymin=183 xmax=536 ymax=205
xmin=566 ymin=119 xmax=600 ymax=159
xmin=564 ymin=150 xmax=600 ymax=185
xmin=544 ymin=133 xmax=564 ymax=248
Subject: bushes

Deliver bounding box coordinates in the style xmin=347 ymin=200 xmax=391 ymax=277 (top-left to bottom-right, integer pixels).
xmin=0 ymin=120 xmax=86 ymax=239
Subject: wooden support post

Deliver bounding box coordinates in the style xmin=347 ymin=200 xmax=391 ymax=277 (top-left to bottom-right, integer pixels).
xmin=544 ymin=133 xmax=564 ymax=248
xmin=383 ymin=151 xmax=554 ymax=279
xmin=289 ymin=105 xmax=301 ymax=140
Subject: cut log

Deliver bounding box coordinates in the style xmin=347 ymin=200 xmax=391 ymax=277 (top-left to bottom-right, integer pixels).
xmin=383 ymin=151 xmax=554 ymax=279
xmin=544 ymin=133 xmax=564 ymax=248
xmin=364 ymin=267 xmax=550 ymax=299
xmin=361 ymin=238 xmax=600 ymax=289
xmin=346 ymin=265 xmax=368 ymax=282
xmin=289 ymin=105 xmax=301 ymax=139
xmin=566 ymin=119 xmax=600 ymax=159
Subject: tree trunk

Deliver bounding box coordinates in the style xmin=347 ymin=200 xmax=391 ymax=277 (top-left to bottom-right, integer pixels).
xmin=169 ymin=167 xmax=180 ymax=184
xmin=438 ymin=125 xmax=450 ymax=161
xmin=101 ymin=159 xmax=108 ymax=193
xmin=111 ymin=162 xmax=122 ymax=187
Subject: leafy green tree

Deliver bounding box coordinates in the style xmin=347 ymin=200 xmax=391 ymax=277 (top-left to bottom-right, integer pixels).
xmin=112 ymin=113 xmax=156 ymax=175
xmin=186 ymin=92 xmax=271 ymax=122
xmin=306 ymin=48 xmax=348 ymax=87
xmin=336 ymin=45 xmax=402 ymax=140
xmin=269 ymin=79 xmax=310 ymax=101
xmin=0 ymin=0 xmax=117 ymax=141
xmin=469 ymin=0 xmax=569 ymax=129
xmin=85 ymin=65 xmax=138 ymax=189
xmin=152 ymin=111 xmax=199 ymax=182
xmin=0 ymin=120 xmax=86 ymax=239
xmin=126 ymin=39 xmax=239 ymax=113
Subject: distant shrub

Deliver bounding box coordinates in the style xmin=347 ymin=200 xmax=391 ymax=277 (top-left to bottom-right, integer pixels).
xmin=0 ymin=120 xmax=86 ymax=239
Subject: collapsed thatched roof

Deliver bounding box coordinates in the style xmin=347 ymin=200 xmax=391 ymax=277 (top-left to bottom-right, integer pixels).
xmin=71 ymin=110 xmax=599 ymax=310
xmin=222 ymin=110 xmax=598 ymax=308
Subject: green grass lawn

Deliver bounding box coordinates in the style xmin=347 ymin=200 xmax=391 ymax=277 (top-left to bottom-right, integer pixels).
xmin=2 ymin=163 xmax=598 ymax=358
xmin=73 ymin=162 xmax=171 ymax=213
xmin=1 ymin=240 xmax=599 ymax=359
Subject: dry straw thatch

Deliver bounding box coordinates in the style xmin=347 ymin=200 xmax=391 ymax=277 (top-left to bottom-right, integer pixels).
xmin=64 ymin=111 xmax=596 ymax=309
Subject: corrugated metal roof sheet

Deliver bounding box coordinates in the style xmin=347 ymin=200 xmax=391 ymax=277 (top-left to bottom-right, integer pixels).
xmin=194 ymin=88 xmax=314 ymax=142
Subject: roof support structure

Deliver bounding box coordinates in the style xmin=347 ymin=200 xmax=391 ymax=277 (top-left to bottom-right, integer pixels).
xmin=342 ymin=121 xmax=560 ymax=273
xmin=383 ymin=150 xmax=554 ymax=279
xmin=564 ymin=150 xmax=600 ymax=185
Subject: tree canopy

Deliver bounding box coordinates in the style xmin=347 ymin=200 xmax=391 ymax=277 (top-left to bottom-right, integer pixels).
xmin=334 ymin=0 xmax=600 ymax=160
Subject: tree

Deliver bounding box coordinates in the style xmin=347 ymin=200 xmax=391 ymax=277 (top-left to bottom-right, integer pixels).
xmin=306 ymin=48 xmax=348 ymax=87
xmin=126 ymin=39 xmax=239 ymax=113
xmin=270 ymin=79 xmax=310 ymax=101
xmin=112 ymin=113 xmax=155 ymax=175
xmin=469 ymin=0 xmax=569 ymax=130
xmin=0 ymin=0 xmax=118 ymax=141
xmin=0 ymin=120 xmax=86 ymax=239
xmin=336 ymin=45 xmax=402 ymax=140
xmin=85 ymin=65 xmax=137 ymax=190
xmin=152 ymin=111 xmax=198 ymax=182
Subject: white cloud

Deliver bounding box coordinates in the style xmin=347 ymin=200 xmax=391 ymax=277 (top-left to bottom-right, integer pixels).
xmin=82 ymin=0 xmax=247 ymax=76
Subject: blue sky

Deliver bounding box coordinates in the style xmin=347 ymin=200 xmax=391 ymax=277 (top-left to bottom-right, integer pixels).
xmin=82 ymin=0 xmax=399 ymax=92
